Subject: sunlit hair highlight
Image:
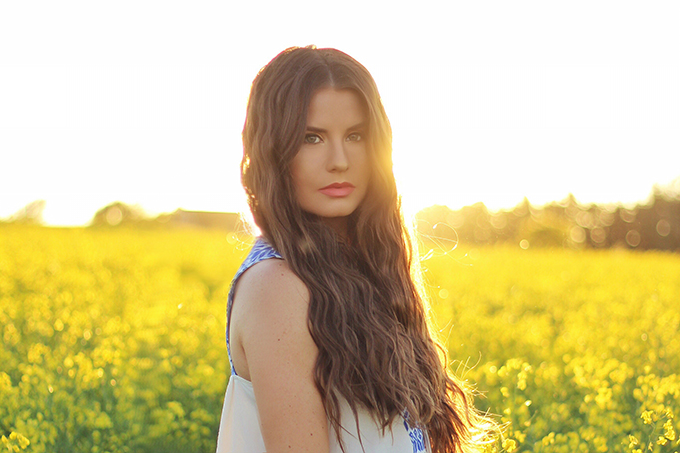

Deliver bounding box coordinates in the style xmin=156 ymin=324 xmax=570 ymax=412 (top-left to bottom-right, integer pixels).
xmin=242 ymin=45 xmax=491 ymax=452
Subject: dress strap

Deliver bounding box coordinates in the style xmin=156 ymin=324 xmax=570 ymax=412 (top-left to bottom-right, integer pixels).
xmin=226 ymin=238 xmax=283 ymax=376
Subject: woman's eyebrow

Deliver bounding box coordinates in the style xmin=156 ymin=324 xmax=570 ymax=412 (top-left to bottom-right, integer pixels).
xmin=306 ymin=122 xmax=368 ymax=133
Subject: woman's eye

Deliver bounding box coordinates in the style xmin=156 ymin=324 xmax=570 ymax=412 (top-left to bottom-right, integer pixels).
xmin=347 ymin=133 xmax=362 ymax=142
xmin=304 ymin=134 xmax=322 ymax=144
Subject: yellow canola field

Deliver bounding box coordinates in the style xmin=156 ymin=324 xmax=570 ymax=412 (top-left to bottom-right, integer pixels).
xmin=1 ymin=225 xmax=678 ymax=453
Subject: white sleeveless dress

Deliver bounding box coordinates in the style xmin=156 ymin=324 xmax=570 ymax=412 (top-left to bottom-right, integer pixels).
xmin=215 ymin=238 xmax=431 ymax=453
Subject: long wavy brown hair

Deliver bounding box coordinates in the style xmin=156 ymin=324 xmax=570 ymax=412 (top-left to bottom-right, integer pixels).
xmin=241 ymin=45 xmax=489 ymax=453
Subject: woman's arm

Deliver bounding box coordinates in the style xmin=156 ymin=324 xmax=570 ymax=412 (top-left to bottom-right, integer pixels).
xmin=232 ymin=259 xmax=330 ymax=453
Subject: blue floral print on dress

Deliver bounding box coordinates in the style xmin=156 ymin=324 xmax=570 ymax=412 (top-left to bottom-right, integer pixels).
xmin=403 ymin=411 xmax=428 ymax=453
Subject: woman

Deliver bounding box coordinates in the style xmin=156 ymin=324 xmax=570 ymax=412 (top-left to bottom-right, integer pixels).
xmin=216 ymin=46 xmax=488 ymax=453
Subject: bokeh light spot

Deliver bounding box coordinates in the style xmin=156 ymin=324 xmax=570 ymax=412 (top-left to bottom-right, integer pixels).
xmin=106 ymin=207 xmax=123 ymax=226
xmin=519 ymin=239 xmax=529 ymax=249
xmin=599 ymin=211 xmax=615 ymax=227
xmin=570 ymin=226 xmax=586 ymax=243
xmin=576 ymin=211 xmax=595 ymax=229
xmin=619 ymin=209 xmax=636 ymax=223
xmin=590 ymin=227 xmax=606 ymax=244
xmin=656 ymin=219 xmax=671 ymax=237
xmin=489 ymin=213 xmax=508 ymax=230
xmin=625 ymin=230 xmax=641 ymax=247
xmin=467 ymin=248 xmax=480 ymax=261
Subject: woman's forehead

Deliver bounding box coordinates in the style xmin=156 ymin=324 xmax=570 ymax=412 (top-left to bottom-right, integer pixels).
xmin=306 ymin=88 xmax=367 ymax=129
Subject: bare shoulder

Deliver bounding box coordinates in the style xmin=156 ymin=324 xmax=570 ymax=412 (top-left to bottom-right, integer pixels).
xmin=234 ymin=258 xmax=309 ymax=316
xmin=230 ymin=258 xmax=314 ymax=378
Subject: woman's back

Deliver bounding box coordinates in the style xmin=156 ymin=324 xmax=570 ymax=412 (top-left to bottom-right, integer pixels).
xmin=215 ymin=238 xmax=430 ymax=453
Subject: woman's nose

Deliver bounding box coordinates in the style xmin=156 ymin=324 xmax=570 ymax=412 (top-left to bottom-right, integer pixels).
xmin=326 ymin=139 xmax=349 ymax=172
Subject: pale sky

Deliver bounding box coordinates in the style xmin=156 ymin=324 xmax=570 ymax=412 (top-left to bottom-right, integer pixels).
xmin=1 ymin=1 xmax=679 ymax=226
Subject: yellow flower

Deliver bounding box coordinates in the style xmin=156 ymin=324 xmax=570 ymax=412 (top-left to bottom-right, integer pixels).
xmin=663 ymin=419 xmax=676 ymax=441
xmin=542 ymin=432 xmax=555 ymax=446
xmin=502 ymin=439 xmax=517 ymax=452
xmin=1 ymin=432 xmax=31 ymax=452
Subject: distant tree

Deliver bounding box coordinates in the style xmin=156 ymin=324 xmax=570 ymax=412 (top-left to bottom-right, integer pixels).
xmin=4 ymin=200 xmax=46 ymax=224
xmin=415 ymin=205 xmax=458 ymax=241
xmin=90 ymin=201 xmax=147 ymax=226
xmin=655 ymin=177 xmax=680 ymax=201
xmin=459 ymin=202 xmax=494 ymax=244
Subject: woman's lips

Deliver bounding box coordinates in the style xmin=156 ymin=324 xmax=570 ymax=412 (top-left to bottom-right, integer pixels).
xmin=319 ymin=182 xmax=355 ymax=197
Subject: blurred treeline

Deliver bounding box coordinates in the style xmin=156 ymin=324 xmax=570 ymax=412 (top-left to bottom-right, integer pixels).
xmin=417 ymin=188 xmax=680 ymax=252
xmin=5 ymin=183 xmax=680 ymax=252
xmin=2 ymin=202 xmax=244 ymax=232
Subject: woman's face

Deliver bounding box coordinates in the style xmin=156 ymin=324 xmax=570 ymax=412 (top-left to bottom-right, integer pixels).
xmin=291 ymin=88 xmax=370 ymax=233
